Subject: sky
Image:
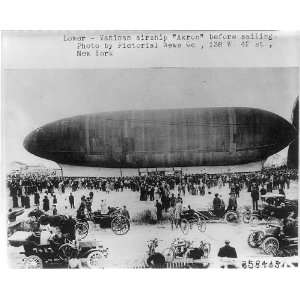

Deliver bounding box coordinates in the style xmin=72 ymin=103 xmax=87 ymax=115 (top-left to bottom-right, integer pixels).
xmin=3 ymin=67 xmax=299 ymax=168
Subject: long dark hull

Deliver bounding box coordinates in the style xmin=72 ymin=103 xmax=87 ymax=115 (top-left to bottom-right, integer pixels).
xmin=24 ymin=107 xmax=296 ymax=168
xmin=287 ymin=97 xmax=299 ymax=169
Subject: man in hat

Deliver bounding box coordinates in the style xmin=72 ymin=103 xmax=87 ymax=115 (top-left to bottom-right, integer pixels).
xmin=52 ymin=205 xmax=58 ymax=216
xmin=69 ymin=192 xmax=75 ymax=209
xmin=155 ymin=200 xmax=163 ymax=222
xmin=34 ymin=191 xmax=40 ymax=206
xmin=121 ymin=205 xmax=130 ymax=220
xmin=213 ymin=193 xmax=222 ymax=217
xmin=43 ymin=195 xmax=50 ymax=212
xmin=218 ymin=240 xmax=237 ymax=258
xmin=86 ymin=197 xmax=92 ymax=214
xmin=251 ymin=185 xmax=260 ymax=211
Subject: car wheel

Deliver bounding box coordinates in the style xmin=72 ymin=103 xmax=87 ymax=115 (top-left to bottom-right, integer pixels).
xmin=262 ymin=237 xmax=280 ymax=255
xmin=111 ymin=216 xmax=130 ymax=235
xmin=24 ymin=255 xmax=43 ymax=269
xmin=75 ymin=222 xmax=89 ymax=240
xmin=247 ymin=231 xmax=264 ymax=248
xmin=86 ymin=250 xmax=104 ymax=269
xmin=58 ymin=243 xmax=78 ymax=260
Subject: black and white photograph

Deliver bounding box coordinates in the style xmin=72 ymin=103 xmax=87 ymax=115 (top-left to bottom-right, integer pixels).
xmin=2 ymin=30 xmax=299 ymax=269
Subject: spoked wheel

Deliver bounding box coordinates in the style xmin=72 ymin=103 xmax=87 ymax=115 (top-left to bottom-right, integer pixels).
xmin=180 ymin=219 xmax=190 ymax=235
xmin=23 ymin=255 xmax=43 ymax=269
xmin=162 ymin=248 xmax=175 ymax=262
xmin=58 ymin=243 xmax=79 ymax=260
xmin=86 ymin=250 xmax=105 ymax=269
xmin=111 ymin=216 xmax=130 ymax=235
xmin=75 ymin=221 xmax=89 ymax=240
xmin=197 ymin=218 xmax=207 ymax=232
xmin=247 ymin=231 xmax=264 ymax=248
xmin=262 ymin=237 xmax=280 ymax=256
xmin=201 ymin=242 xmax=211 ymax=258
xmin=224 ymin=211 xmax=238 ymax=223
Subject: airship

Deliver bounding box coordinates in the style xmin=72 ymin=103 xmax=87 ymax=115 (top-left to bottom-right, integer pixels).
xmin=287 ymin=97 xmax=299 ymax=169
xmin=23 ymin=107 xmax=296 ymax=169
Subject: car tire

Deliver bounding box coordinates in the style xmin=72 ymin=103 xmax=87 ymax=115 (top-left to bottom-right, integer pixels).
xmin=23 ymin=255 xmax=43 ymax=269
xmin=86 ymin=250 xmax=104 ymax=269
xmin=75 ymin=222 xmax=89 ymax=240
xmin=247 ymin=231 xmax=264 ymax=248
xmin=262 ymin=237 xmax=280 ymax=255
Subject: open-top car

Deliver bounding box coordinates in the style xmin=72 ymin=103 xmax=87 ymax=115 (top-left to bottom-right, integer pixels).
xmin=179 ymin=210 xmax=207 ymax=234
xmin=76 ymin=207 xmax=130 ymax=239
xmin=247 ymin=217 xmax=298 ymax=256
xmin=195 ymin=206 xmax=243 ymax=224
xmin=8 ymin=216 xmax=109 ymax=268
xmin=163 ymin=238 xmax=211 ymax=263
xmin=243 ymin=193 xmax=298 ymax=225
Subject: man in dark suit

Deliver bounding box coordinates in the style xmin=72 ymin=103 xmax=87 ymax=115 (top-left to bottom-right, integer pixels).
xmin=251 ymin=185 xmax=260 ymax=210
xmin=218 ymin=240 xmax=237 ymax=258
xmin=155 ymin=200 xmax=163 ymax=221
xmin=69 ymin=192 xmax=75 ymax=208
xmin=34 ymin=191 xmax=40 ymax=206
xmin=121 ymin=205 xmax=130 ymax=220
xmin=24 ymin=194 xmax=31 ymax=209
xmin=213 ymin=193 xmax=223 ymax=217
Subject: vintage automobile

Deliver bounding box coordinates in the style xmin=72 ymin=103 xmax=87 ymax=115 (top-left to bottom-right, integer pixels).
xmin=163 ymin=238 xmax=211 ymax=263
xmin=76 ymin=207 xmax=130 ymax=239
xmin=243 ymin=193 xmax=298 ymax=225
xmin=247 ymin=218 xmax=298 ymax=256
xmin=24 ymin=209 xmax=90 ymax=241
xmin=179 ymin=210 xmax=207 ymax=235
xmin=195 ymin=206 xmax=243 ymax=224
xmin=8 ymin=220 xmax=109 ymax=268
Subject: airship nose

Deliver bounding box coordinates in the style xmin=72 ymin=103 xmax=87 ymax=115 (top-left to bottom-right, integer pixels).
xmin=23 ymin=118 xmax=86 ymax=164
xmin=23 ymin=128 xmax=41 ymax=156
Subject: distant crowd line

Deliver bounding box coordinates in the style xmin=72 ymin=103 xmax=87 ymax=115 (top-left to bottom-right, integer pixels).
xmin=7 ymin=166 xmax=298 ymax=212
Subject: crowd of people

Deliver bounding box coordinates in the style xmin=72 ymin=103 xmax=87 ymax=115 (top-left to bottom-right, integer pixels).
xmin=6 ymin=165 xmax=298 ymax=268
xmin=7 ymin=166 xmax=297 ymax=220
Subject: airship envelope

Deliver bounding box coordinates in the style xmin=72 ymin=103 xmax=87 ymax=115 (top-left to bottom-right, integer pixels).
xmin=24 ymin=107 xmax=296 ymax=168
